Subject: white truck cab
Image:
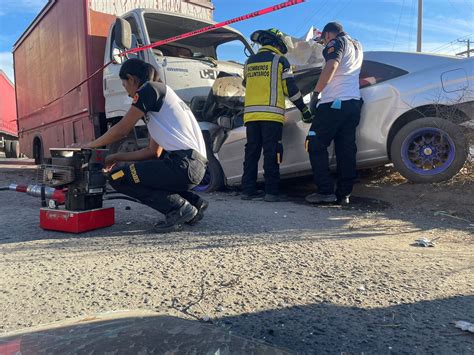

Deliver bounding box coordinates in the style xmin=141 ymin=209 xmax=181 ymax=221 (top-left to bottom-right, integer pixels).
xmin=103 ymin=10 xmax=253 ymax=121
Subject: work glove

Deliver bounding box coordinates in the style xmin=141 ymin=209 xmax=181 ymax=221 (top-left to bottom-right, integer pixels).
xmin=301 ymin=106 xmax=313 ymax=124
xmin=309 ymin=92 xmax=320 ymax=115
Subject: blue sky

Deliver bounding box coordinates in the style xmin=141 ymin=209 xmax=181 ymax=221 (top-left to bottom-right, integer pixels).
xmin=0 ymin=0 xmax=473 ymax=82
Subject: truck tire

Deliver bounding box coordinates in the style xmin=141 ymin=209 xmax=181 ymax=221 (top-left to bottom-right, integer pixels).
xmin=4 ymin=140 xmax=12 ymax=158
xmin=194 ymin=131 xmax=225 ymax=192
xmin=10 ymin=141 xmax=20 ymax=158
xmin=390 ymin=117 xmax=468 ymax=183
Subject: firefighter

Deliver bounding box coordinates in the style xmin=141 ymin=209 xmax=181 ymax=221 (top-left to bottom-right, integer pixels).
xmin=305 ymin=22 xmax=363 ymax=205
xmin=80 ymin=58 xmax=208 ymax=232
xmin=242 ymin=28 xmax=312 ymax=202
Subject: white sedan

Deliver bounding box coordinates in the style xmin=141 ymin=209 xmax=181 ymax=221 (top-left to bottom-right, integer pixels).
xmin=196 ymin=51 xmax=473 ymax=192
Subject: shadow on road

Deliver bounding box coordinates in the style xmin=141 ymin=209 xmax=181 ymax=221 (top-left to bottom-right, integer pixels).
xmin=1 ymin=296 xmax=472 ymax=354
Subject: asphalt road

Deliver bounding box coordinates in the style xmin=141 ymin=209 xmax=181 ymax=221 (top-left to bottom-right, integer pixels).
xmin=0 ymin=167 xmax=473 ymax=354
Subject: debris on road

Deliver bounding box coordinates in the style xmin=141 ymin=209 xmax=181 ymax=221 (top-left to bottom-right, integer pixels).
xmin=455 ymin=320 xmax=474 ymax=333
xmin=434 ymin=211 xmax=472 ymax=224
xmin=413 ymin=238 xmax=436 ymax=247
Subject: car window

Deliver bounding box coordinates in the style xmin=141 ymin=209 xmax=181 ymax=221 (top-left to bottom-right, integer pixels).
xmin=359 ymin=60 xmax=408 ymax=88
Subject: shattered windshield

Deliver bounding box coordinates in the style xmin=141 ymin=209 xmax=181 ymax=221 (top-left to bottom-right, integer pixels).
xmin=143 ymin=12 xmax=251 ymax=61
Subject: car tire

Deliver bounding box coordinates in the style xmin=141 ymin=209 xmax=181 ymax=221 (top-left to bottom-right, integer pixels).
xmin=194 ymin=134 xmax=225 ymax=193
xmin=4 ymin=140 xmax=12 ymax=158
xmin=10 ymin=141 xmax=20 ymax=159
xmin=390 ymin=117 xmax=468 ymax=183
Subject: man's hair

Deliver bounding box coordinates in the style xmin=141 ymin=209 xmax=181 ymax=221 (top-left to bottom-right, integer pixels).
xmin=119 ymin=58 xmax=161 ymax=84
xmin=321 ymin=22 xmax=344 ymax=36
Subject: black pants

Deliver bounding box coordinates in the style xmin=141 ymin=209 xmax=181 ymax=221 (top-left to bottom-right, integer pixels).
xmin=108 ymin=150 xmax=207 ymax=215
xmin=307 ymin=99 xmax=362 ymax=198
xmin=242 ymin=121 xmax=283 ymax=195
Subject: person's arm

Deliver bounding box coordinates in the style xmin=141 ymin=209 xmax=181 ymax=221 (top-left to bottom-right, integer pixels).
xmin=314 ymin=59 xmax=339 ymax=93
xmin=281 ymin=57 xmax=306 ymax=112
xmin=313 ymin=38 xmax=345 ymax=94
xmin=105 ymin=137 xmax=162 ymax=168
xmin=281 ymin=57 xmax=312 ymax=122
xmin=84 ymin=106 xmax=144 ymax=148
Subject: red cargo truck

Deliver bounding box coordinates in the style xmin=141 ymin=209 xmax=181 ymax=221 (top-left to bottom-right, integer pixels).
xmin=13 ymin=0 xmax=215 ymax=163
xmin=13 ymin=0 xmax=117 ymax=163
xmin=0 ymin=70 xmax=19 ymax=158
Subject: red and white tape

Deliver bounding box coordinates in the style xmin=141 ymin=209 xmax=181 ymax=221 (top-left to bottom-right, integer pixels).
xmin=122 ymin=0 xmax=305 ymax=56
xmin=31 ymin=0 xmax=305 ymax=114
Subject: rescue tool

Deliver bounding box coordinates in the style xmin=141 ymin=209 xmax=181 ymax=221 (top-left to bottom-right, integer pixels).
xmin=2 ymin=148 xmax=114 ymax=233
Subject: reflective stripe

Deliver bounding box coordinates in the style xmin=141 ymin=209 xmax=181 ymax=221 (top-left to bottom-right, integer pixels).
xmin=269 ymin=55 xmax=280 ymax=106
xmin=111 ymin=170 xmax=125 ymax=180
xmin=289 ymin=92 xmax=302 ymax=101
xmin=129 ymin=164 xmax=140 ymax=184
xmin=244 ymin=106 xmax=285 ymax=115
xmin=282 ymin=72 xmax=294 ymax=80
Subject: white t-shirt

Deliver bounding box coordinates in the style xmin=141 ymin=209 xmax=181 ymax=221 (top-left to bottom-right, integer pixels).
xmin=320 ymin=33 xmax=363 ymax=104
xmin=132 ymin=82 xmax=207 ymax=159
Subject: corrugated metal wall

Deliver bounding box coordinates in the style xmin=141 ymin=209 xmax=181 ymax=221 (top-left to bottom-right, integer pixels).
xmin=89 ymin=0 xmax=214 ymax=20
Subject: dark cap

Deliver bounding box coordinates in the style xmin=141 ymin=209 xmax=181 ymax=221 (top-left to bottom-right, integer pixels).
xmin=322 ymin=22 xmax=344 ymax=35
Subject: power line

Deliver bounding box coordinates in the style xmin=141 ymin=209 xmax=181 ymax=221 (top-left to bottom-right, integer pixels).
xmin=447 ymin=0 xmax=465 ymax=17
xmin=430 ymin=33 xmax=474 ymax=53
xmin=393 ymin=0 xmax=407 ymax=51
xmin=331 ymin=0 xmax=354 ymax=20
xmin=294 ymin=0 xmax=331 ymax=37
xmin=457 ymin=39 xmax=472 ymax=57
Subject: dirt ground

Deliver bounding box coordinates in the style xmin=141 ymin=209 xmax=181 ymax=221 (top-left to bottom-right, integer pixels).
xmin=0 ymin=163 xmax=473 ymax=354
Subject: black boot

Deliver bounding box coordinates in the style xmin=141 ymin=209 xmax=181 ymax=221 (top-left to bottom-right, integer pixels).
xmin=241 ymin=190 xmax=265 ymax=200
xmin=186 ymin=197 xmax=209 ymax=225
xmin=154 ymin=201 xmax=198 ymax=233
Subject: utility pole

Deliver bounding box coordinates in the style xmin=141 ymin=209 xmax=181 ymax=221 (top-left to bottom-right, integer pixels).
xmin=417 ymin=0 xmax=423 ymax=52
xmin=457 ymin=39 xmax=472 ymax=57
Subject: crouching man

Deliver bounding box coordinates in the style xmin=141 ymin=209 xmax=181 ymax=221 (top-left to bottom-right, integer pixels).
xmin=82 ymin=58 xmax=208 ymax=232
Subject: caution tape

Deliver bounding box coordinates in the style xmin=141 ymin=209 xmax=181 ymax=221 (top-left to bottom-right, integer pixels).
xmin=29 ymin=0 xmax=305 ymax=116
xmin=121 ymin=0 xmax=305 ymax=56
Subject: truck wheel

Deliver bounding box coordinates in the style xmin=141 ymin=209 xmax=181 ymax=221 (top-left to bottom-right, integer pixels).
xmin=10 ymin=141 xmax=20 ymax=159
xmin=4 ymin=140 xmax=12 ymax=158
xmin=390 ymin=117 xmax=468 ymax=183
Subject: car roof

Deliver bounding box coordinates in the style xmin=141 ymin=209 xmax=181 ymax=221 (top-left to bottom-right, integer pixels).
xmin=364 ymin=51 xmax=465 ymax=73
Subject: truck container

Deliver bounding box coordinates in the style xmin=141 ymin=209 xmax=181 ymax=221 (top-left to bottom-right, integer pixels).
xmin=13 ymin=0 xmax=214 ymax=163
xmin=0 ymin=70 xmax=19 ymax=158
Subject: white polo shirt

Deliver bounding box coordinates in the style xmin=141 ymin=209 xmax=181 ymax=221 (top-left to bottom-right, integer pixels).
xmin=132 ymin=82 xmax=207 ymax=159
xmin=320 ymin=33 xmax=363 ymax=104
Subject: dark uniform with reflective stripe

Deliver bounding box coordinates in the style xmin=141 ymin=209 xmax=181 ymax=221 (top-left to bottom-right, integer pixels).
xmin=307 ymin=33 xmax=363 ymax=199
xmin=109 ymin=82 xmax=207 ymax=216
xmin=242 ymin=45 xmax=307 ymax=195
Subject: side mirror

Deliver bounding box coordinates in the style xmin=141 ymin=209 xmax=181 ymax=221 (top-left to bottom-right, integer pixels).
xmin=114 ymin=18 xmax=132 ymax=50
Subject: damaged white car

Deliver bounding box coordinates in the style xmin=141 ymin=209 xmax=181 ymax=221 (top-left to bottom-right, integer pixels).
xmin=107 ymin=12 xmax=472 ymax=192
xmin=194 ymin=47 xmax=473 ymax=192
